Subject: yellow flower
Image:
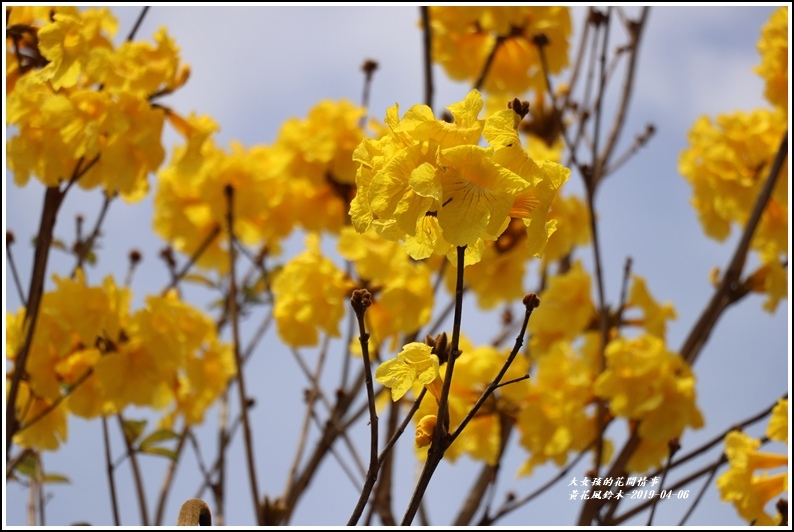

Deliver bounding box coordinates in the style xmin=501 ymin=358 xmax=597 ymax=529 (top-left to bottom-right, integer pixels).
xmin=624 ymin=275 xmax=677 ymax=339
xmin=415 ymin=415 xmax=437 ymax=449
xmin=12 ymin=382 xmax=68 ymax=452
xmin=766 ymin=398 xmax=788 ymax=443
xmin=528 ymin=260 xmax=596 ymax=353
xmin=516 ymin=339 xmax=600 ymax=476
xmin=36 ymin=8 xmax=117 ymax=89
xmin=717 ymin=430 xmax=787 ymax=525
xmin=375 ymin=342 xmax=441 ymax=402
xmin=271 ymin=234 xmax=351 ymax=347
xmin=429 ymin=7 xmax=572 ymax=97
xmin=155 ymin=116 xmax=290 ymax=271
xmin=594 ymin=334 xmax=704 ymax=472
xmin=755 ymin=7 xmax=788 ymax=115
xmin=541 ymin=193 xmax=590 ymax=263
xmin=414 ymin=336 xmax=529 ymax=465
xmin=352 ymin=89 xmax=568 ymax=264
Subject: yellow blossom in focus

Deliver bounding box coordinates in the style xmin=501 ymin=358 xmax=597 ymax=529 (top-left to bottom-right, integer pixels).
xmin=755 ymin=7 xmax=788 ymax=116
xmin=352 ymin=89 xmax=569 ymax=265
xmin=271 ymin=234 xmax=351 ymax=347
xmin=414 ymin=336 xmax=529 ymax=465
xmin=428 ymin=7 xmax=571 ymax=97
xmin=717 ymin=430 xmax=788 ymax=526
xmin=375 ymin=342 xmax=441 ymax=402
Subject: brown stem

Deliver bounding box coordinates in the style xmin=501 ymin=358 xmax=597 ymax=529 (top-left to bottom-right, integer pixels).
xmin=474 ymin=36 xmax=504 ymax=91
xmin=117 ymin=414 xmax=149 ymax=526
xmin=224 ymin=185 xmax=262 ymax=524
xmin=71 ymin=191 xmax=115 ymax=277
xmin=6 ymin=232 xmax=27 ymax=306
xmin=348 ymin=289 xmax=379 ymax=525
xmin=153 ymin=427 xmax=188 ymax=525
xmin=161 ymin=225 xmax=221 ymax=295
xmin=420 ymin=6 xmax=434 ymax=109
xmin=372 ymin=401 xmax=400 ymax=525
xmin=6 ymin=185 xmax=65 ymax=454
xmin=125 ymin=6 xmax=149 ymax=42
xmin=681 ymin=132 xmax=788 ymax=365
xmin=401 ymin=246 xmax=467 ymax=525
xmin=450 ymin=295 xmax=539 ymax=442
xmin=102 ymin=417 xmax=121 ymax=526
xmin=595 ymin=7 xmax=649 ymax=187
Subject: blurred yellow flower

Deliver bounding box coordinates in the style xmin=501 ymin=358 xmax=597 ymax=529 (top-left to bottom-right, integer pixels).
xmin=428 ymin=7 xmax=571 ymax=97
xmin=717 ymin=430 xmax=787 ymax=525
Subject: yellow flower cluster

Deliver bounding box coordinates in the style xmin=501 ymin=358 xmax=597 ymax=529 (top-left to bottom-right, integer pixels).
xmin=7 ymin=271 xmax=235 ymax=451
xmin=154 ymin=100 xmax=368 ymax=270
xmin=516 ymin=336 xmax=601 ymax=476
xmin=6 ymin=7 xmax=188 ymax=200
xmin=338 ymin=227 xmax=434 ymax=349
xmin=414 ymin=337 xmax=529 ymax=464
xmin=594 ymin=334 xmax=704 ymax=472
xmin=717 ymin=398 xmax=788 ymax=526
xmin=428 ymin=7 xmax=572 ymax=97
xmin=351 ymin=89 xmax=570 ymax=266
xmin=679 ymin=8 xmax=788 ymax=313
xmin=755 ymin=7 xmax=788 ymax=116
xmin=271 ymin=234 xmax=353 ymax=348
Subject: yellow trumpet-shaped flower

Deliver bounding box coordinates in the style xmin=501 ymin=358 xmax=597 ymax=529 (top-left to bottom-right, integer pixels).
xmin=375 ymin=342 xmax=441 ymax=402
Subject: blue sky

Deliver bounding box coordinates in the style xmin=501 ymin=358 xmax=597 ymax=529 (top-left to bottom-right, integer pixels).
xmin=4 ymin=5 xmax=790 ymax=527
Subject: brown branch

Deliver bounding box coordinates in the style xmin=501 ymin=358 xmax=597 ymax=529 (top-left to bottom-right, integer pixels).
xmin=420 ymin=6 xmax=434 ymax=109
xmin=681 ymin=131 xmax=788 ymax=365
xmin=348 ymin=289 xmax=379 ymax=525
xmin=102 ymin=417 xmax=121 ymax=526
xmin=117 ymin=414 xmax=149 ymax=526
xmin=595 ymin=7 xmax=650 ymax=187
xmin=400 ymin=246 xmax=467 ymax=525
xmin=224 ymin=185 xmax=262 ymax=524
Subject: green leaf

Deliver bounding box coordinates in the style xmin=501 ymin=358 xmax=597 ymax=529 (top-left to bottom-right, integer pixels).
xmin=139 ymin=446 xmax=178 ymax=461
xmin=139 ymin=429 xmax=179 ymax=448
xmin=122 ymin=419 xmax=147 ymax=444
xmin=42 ymin=473 xmax=71 ymax=484
xmin=14 ymin=453 xmax=39 ymax=477
xmin=183 ymin=273 xmax=218 ymax=288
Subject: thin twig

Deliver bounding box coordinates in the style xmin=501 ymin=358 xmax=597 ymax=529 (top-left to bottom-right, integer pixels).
xmin=125 ymin=6 xmax=149 ymax=42
xmin=595 ymin=7 xmax=650 ymax=188
xmin=224 ymin=185 xmax=261 ymax=524
xmin=681 ymin=132 xmax=788 ymax=365
xmin=116 ymin=413 xmax=149 ymax=526
xmin=401 ymin=246 xmax=467 ymax=525
xmin=420 ymin=6 xmax=434 ymax=109
xmin=6 ymin=232 xmax=27 ymax=306
xmin=71 ymin=191 xmax=115 ymax=278
xmin=153 ymin=427 xmax=188 ymax=525
xmin=647 ymin=441 xmax=679 ymax=525
xmin=474 ymin=36 xmax=504 ymax=91
xmin=348 ymin=290 xmax=379 ymax=525
xmin=102 ymin=417 xmax=121 ymax=526
xmin=285 ymin=339 xmax=328 ymax=496
xmin=161 ymin=225 xmax=221 ymax=295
